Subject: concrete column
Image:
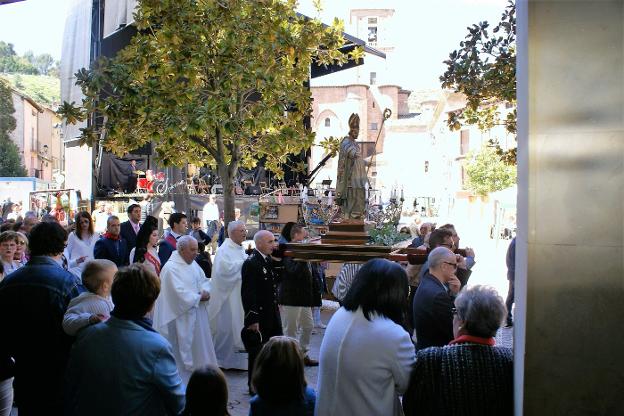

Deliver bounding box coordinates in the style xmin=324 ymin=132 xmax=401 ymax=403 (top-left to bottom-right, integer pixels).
xmin=516 ymin=1 xmax=624 ymax=414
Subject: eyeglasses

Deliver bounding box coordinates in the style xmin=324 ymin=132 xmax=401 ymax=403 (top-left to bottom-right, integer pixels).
xmin=443 ymin=261 xmax=458 ymax=269
xmin=17 ymin=241 xmax=26 ymax=245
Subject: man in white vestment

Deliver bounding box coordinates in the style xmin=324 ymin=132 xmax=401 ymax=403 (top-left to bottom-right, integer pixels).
xmin=153 ymin=235 xmax=217 ymax=383
xmin=207 ymin=220 xmax=249 ymax=370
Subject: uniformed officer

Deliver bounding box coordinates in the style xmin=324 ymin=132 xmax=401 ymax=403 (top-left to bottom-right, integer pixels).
xmin=241 ymin=229 xmax=282 ymax=394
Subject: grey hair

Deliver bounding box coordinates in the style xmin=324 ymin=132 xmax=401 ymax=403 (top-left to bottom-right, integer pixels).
xmin=23 ymin=211 xmax=38 ymax=220
xmin=428 ymin=246 xmax=454 ymax=269
xmin=455 ymin=285 xmax=507 ymax=338
xmin=177 ymin=235 xmax=197 ymax=252
xmin=107 ymin=215 xmax=120 ymax=226
xmin=227 ymin=220 xmax=245 ymax=235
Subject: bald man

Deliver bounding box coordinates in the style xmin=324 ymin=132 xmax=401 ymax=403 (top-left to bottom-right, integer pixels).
xmin=241 ymin=230 xmax=282 ymax=393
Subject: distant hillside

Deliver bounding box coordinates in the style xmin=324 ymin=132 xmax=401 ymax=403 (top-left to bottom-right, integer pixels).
xmin=1 ymin=73 xmax=60 ymax=108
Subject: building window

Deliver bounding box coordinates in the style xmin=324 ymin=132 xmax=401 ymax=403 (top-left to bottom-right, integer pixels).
xmin=368 ymin=26 xmax=378 ymax=45
xmin=370 ymin=71 xmax=377 ymax=85
xmin=31 ymin=127 xmax=36 ymax=150
xmin=424 ymin=161 xmax=429 ymax=173
xmin=368 ymin=17 xmax=378 ymax=24
xmin=370 ymin=122 xmax=378 ymax=131
xmin=460 ymin=130 xmax=470 ymax=155
xmin=324 ymin=118 xmax=331 ymax=127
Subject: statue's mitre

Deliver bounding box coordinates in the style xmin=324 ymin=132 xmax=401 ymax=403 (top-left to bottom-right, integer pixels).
xmin=348 ymin=113 xmax=360 ymax=129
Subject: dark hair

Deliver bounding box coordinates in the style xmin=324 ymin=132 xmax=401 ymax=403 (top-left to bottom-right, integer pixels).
xmin=133 ymin=216 xmax=159 ymax=264
xmin=183 ymin=365 xmax=229 ymax=416
xmin=12 ymin=221 xmax=22 ymax=232
xmin=168 ymin=212 xmax=187 ymax=228
xmin=191 ymin=216 xmax=202 ymax=224
xmin=342 ymin=258 xmax=409 ymax=325
xmin=280 ymin=222 xmax=296 ymax=242
xmin=28 ymin=222 xmax=67 ymax=257
xmin=0 ymin=222 xmax=14 ymax=232
xmin=197 ymin=241 xmax=206 ymax=253
xmin=252 ymin=336 xmax=307 ymax=405
xmin=428 ymin=228 xmax=454 ymax=250
xmin=127 ymin=203 xmax=141 ymax=215
xmin=111 ymin=264 xmax=160 ymax=319
xmin=74 ymin=211 xmax=94 ymax=240
xmin=289 ymin=224 xmax=304 ymax=241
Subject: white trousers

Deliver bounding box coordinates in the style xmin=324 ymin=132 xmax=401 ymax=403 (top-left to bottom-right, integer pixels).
xmin=281 ymin=306 xmax=313 ymax=354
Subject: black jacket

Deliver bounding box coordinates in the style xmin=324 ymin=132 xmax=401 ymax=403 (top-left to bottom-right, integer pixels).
xmin=278 ymin=257 xmax=322 ymax=307
xmin=412 ymin=273 xmax=455 ymax=350
xmin=94 ymin=236 xmax=129 ymax=267
xmin=241 ymin=250 xmax=282 ymax=339
xmin=119 ymin=221 xmax=139 ymax=257
xmin=403 ymin=343 xmax=513 ymax=416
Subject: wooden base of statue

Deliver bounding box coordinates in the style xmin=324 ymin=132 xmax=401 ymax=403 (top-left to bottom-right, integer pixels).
xmin=321 ymin=220 xmax=368 ymax=245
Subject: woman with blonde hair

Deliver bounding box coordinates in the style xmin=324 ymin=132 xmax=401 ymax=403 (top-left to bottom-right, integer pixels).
xmin=13 ymin=232 xmax=28 ymax=266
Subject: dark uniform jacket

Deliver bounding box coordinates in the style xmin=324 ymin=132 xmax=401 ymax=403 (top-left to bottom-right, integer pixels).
xmin=241 ymin=250 xmax=282 ymax=340
xmin=412 ymin=272 xmax=455 ymax=350
xmin=279 ymin=257 xmax=322 ymax=307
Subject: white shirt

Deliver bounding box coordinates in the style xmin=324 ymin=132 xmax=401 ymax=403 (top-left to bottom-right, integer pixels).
xmin=64 ymin=232 xmax=100 ymax=279
xmin=202 ymin=202 xmax=219 ymax=223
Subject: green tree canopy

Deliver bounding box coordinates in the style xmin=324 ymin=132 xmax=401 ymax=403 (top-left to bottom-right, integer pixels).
xmin=59 ymin=0 xmax=360 ymax=223
xmin=440 ymin=0 xmax=516 ymax=164
xmin=0 ymin=41 xmax=39 ymax=75
xmin=463 ymin=145 xmax=516 ymax=197
xmin=0 ymin=79 xmax=27 ymax=177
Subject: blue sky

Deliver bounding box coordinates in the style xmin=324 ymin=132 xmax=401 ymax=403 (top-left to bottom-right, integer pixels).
xmin=0 ymin=0 xmax=508 ymax=89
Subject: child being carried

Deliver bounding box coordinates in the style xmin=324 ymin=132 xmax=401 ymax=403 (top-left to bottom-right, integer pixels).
xmin=63 ymin=259 xmax=117 ymax=336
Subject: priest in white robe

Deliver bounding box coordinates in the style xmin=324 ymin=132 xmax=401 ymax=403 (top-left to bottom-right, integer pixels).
xmin=207 ymin=220 xmax=249 ymax=370
xmin=153 ymin=235 xmax=217 ymax=384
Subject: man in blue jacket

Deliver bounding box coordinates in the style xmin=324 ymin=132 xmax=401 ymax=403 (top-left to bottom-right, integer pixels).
xmin=94 ymin=216 xmax=129 ymax=267
xmin=0 ymin=222 xmax=81 ymax=416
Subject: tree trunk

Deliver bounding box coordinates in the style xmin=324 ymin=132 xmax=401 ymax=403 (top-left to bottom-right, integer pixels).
xmin=218 ymin=163 xmax=236 ymax=238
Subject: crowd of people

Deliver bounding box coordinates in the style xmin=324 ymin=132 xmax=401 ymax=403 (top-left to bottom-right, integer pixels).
xmin=0 ymin=203 xmax=514 ymax=416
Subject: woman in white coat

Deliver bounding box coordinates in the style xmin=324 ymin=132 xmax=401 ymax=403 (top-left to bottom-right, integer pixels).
xmin=65 ymin=211 xmax=99 ymax=279
xmin=315 ymin=259 xmax=415 ymax=416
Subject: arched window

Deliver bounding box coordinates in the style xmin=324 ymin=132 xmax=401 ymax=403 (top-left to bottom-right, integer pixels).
xmin=324 ymin=118 xmax=331 ymax=127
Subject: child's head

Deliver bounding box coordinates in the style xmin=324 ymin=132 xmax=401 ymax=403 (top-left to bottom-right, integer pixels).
xmin=183 ymin=365 xmax=229 ymax=416
xmin=191 ymin=217 xmax=202 ymax=230
xmin=252 ymin=336 xmax=307 ymax=404
xmin=82 ymin=259 xmax=117 ymax=296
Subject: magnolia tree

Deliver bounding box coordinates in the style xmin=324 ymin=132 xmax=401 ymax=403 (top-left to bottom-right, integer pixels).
xmin=440 ymin=0 xmax=516 ymax=164
xmin=60 ymin=0 xmax=361 ymax=224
